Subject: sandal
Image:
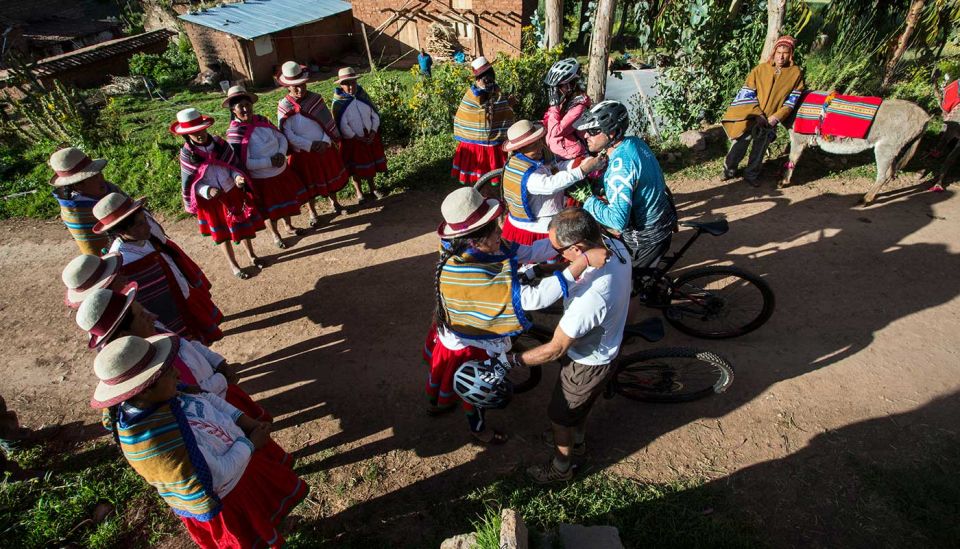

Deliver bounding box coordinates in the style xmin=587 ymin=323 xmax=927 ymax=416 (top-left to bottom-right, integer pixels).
xmin=333 ymin=203 xmax=345 ymax=215
xmin=232 ymin=269 xmax=250 ymax=280
xmin=373 ymin=190 xmax=386 ymax=200
xmin=356 ymin=194 xmax=369 ymax=205
xmin=289 ymin=227 xmax=307 ymax=236
xmin=526 ymin=460 xmax=574 ymax=484
xmin=308 ymin=216 xmax=321 ymax=228
xmin=471 ymin=429 xmax=509 ymax=445
xmin=251 ymin=257 xmax=267 ymax=269
xmin=273 ymin=238 xmax=287 ymax=249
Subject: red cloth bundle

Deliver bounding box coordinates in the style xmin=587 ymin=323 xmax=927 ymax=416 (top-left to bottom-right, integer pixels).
xmin=820 ymin=95 xmax=882 ymax=139
xmin=942 ymin=80 xmax=959 ymax=115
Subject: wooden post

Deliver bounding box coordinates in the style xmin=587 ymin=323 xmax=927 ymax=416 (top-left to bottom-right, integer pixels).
xmin=546 ymin=0 xmax=563 ymax=48
xmin=586 ymin=0 xmax=617 ymax=103
xmin=361 ymin=21 xmax=377 ymax=72
xmin=882 ymin=0 xmax=926 ymax=90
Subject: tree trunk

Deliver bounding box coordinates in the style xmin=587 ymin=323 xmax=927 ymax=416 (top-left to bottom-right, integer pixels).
xmin=614 ymin=0 xmax=629 ymax=45
xmin=575 ymin=0 xmax=592 ymax=52
xmin=882 ymin=0 xmax=926 ymax=90
xmin=586 ymin=0 xmax=617 ymax=103
xmin=759 ymin=0 xmax=788 ymax=63
xmin=727 ymin=0 xmax=745 ymax=20
xmin=546 ymin=0 xmax=564 ymax=48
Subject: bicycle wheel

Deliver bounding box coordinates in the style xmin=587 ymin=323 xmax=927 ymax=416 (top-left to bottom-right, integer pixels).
xmin=612 ymin=348 xmax=734 ymax=403
xmin=506 ymin=324 xmax=551 ymax=394
xmin=473 ymin=169 xmax=503 ymax=202
xmin=665 ymin=265 xmax=775 ymax=339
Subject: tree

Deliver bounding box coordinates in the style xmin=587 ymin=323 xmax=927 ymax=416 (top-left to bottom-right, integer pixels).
xmin=546 ymin=0 xmax=564 ymax=48
xmin=759 ymin=0 xmax=788 ymax=63
xmin=586 ymin=0 xmax=617 ymax=102
xmin=882 ymin=0 xmax=926 ymax=90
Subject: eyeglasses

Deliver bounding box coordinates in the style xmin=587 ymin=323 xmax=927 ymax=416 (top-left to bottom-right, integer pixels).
xmin=584 ymin=127 xmax=604 ymax=136
xmin=553 ymin=241 xmax=580 ymax=255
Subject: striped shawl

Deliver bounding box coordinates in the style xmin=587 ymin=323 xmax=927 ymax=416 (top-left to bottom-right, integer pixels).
xmin=179 ymin=136 xmax=244 ymax=214
xmin=453 ymin=85 xmax=515 ymax=146
xmin=502 ymin=152 xmax=555 ymax=222
xmin=53 ymin=182 xmax=122 ymax=256
xmin=332 ymin=86 xmax=378 ymax=134
xmin=439 ymin=244 xmax=530 ymax=339
xmin=278 ymin=92 xmax=341 ymax=141
xmin=225 ymin=115 xmax=280 ymax=171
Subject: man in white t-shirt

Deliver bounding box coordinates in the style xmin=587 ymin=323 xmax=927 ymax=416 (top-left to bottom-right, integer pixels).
xmin=506 ymin=208 xmax=632 ymax=483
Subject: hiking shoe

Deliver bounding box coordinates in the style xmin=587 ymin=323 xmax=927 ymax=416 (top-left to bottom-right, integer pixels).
xmin=541 ymin=428 xmax=586 ymax=456
xmin=721 ymin=168 xmax=737 ymax=181
xmin=526 ymin=460 xmax=574 ymax=484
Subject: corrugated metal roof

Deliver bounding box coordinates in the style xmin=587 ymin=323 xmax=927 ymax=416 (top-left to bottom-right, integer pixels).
xmin=179 ymin=0 xmax=352 ymax=40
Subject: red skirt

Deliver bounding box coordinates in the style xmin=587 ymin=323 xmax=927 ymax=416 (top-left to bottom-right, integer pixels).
xmin=185 ymin=285 xmax=224 ymax=345
xmin=340 ymin=133 xmax=387 ymax=178
xmin=225 ymin=384 xmax=272 ymax=422
xmin=196 ymin=187 xmax=265 ymax=244
xmin=180 ymin=440 xmax=307 ymax=549
xmin=423 ymin=324 xmax=488 ymax=410
xmin=452 ymin=141 xmax=507 ymax=185
xmin=288 ymin=147 xmax=349 ymax=200
xmin=501 ymin=216 xmax=549 ymax=245
xmin=248 ymin=168 xmax=306 ymax=221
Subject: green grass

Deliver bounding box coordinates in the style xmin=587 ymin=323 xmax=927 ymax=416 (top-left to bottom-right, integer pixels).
xmin=471 ymin=506 xmax=502 ymax=549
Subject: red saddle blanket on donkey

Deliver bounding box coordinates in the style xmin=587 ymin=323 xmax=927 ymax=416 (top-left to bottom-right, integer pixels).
xmin=792 ymin=91 xmax=882 ymax=139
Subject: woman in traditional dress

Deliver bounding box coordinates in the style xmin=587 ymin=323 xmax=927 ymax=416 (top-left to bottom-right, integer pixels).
xmin=48 ymin=147 xmax=121 ymax=256
xmin=93 ymin=335 xmax=306 ymax=548
xmin=451 ymin=56 xmax=516 ymax=185
xmin=277 ymin=61 xmax=348 ymax=218
xmin=172 ymin=108 xmax=266 ymax=279
xmin=425 ymin=188 xmax=606 ymax=443
xmin=61 ymin=252 xmax=127 ymax=308
xmin=331 ymin=67 xmax=388 ymax=203
xmin=223 ymin=85 xmax=307 ymax=249
xmin=93 ymin=192 xmax=223 ymax=344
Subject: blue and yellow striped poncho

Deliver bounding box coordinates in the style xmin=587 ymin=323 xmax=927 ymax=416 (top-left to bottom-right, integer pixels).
xmin=453 ymin=86 xmax=515 ymax=146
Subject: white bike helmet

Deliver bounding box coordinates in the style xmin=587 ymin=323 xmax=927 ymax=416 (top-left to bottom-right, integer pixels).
xmin=453 ymin=356 xmax=513 ymax=409
xmin=575 ymin=100 xmax=630 ymax=141
xmin=544 ymin=58 xmax=581 ymax=87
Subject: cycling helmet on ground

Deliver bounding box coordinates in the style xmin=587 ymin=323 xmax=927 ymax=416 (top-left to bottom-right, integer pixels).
xmin=453 ymin=356 xmax=513 ymax=409
xmin=574 ymin=100 xmax=630 ymax=141
xmin=544 ymin=58 xmax=581 ymax=87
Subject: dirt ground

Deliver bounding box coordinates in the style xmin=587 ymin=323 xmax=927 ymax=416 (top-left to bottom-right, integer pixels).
xmin=1 ymin=167 xmax=958 ymax=547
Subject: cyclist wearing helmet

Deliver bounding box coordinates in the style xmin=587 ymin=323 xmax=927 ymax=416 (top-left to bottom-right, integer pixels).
xmin=575 ymin=100 xmax=677 ymax=268
xmin=451 ymin=57 xmax=516 ymax=185
xmin=542 ymin=58 xmax=592 ymax=160
xmin=426 ymin=188 xmax=608 ymax=445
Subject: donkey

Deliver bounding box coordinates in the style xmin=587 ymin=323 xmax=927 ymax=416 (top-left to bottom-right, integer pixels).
xmin=780 ymin=98 xmax=930 ymax=203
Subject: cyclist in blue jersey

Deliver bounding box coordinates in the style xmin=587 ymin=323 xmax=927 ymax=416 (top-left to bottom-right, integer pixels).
xmin=574 ymin=101 xmax=677 ymax=268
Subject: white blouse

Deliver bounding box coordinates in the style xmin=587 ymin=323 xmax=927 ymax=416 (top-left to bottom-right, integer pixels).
xmin=339 ymin=100 xmax=380 ymax=139
xmin=179 ymin=337 xmax=228 ymax=398
xmin=193 ymin=142 xmax=241 ymax=199
xmin=244 ymin=126 xmax=288 ymax=179
xmin=282 ymin=113 xmax=331 ymax=153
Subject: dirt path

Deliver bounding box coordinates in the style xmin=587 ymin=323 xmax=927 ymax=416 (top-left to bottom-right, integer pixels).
xmin=1 ymin=174 xmax=958 ymax=547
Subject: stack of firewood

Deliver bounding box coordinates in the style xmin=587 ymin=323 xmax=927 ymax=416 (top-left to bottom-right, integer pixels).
xmin=427 ymin=23 xmax=463 ymax=59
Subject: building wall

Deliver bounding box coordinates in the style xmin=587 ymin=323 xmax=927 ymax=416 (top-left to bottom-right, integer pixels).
xmin=181 ymin=20 xmax=252 ymax=84
xmin=351 ymin=0 xmax=535 ymax=62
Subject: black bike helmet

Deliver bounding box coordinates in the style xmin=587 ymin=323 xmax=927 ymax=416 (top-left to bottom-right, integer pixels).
xmin=543 ymin=58 xmax=581 ymax=87
xmin=453 ymin=356 xmax=513 ymax=409
xmin=574 ymin=100 xmax=630 ymax=141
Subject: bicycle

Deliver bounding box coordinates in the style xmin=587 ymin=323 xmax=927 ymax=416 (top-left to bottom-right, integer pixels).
xmin=473 ymin=168 xmax=775 ymax=340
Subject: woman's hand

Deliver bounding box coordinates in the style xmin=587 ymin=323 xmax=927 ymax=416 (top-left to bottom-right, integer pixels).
xmin=218 ymin=361 xmax=240 ymax=385
xmin=271 ymin=153 xmax=286 ymax=167
xmin=234 ymin=175 xmax=246 ymax=188
xmin=311 ymin=141 xmax=328 ymax=152
xmin=248 ymin=423 xmax=271 ymax=449
xmin=208 ymin=188 xmax=220 ymax=199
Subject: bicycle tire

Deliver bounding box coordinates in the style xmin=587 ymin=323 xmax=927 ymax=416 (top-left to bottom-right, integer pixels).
xmin=506 ymin=324 xmax=551 ymax=394
xmin=612 ymin=347 xmax=734 ymax=403
xmin=473 ymin=169 xmax=503 ymax=202
xmin=665 ymin=265 xmax=775 ymax=339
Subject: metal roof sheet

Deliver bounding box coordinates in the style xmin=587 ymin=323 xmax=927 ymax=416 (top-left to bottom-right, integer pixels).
xmin=178 ymin=0 xmax=352 ymax=40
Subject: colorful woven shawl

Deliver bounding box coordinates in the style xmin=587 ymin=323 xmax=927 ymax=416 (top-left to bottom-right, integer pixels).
xmin=332 ymin=86 xmax=378 ymax=135
xmin=179 ymin=136 xmax=242 ymax=214
xmin=453 ymin=85 xmax=514 ymax=146
xmin=116 ymin=397 xmax=222 ymax=521
xmin=439 ymin=244 xmax=529 ymax=339
xmin=502 ymin=153 xmax=551 ymax=222
xmin=53 ymin=182 xmax=122 ymax=256
xmin=225 ymin=115 xmax=279 ymax=170
xmin=278 ymin=92 xmax=341 ymax=141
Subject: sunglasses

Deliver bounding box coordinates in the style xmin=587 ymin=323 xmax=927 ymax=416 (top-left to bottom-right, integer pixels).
xmin=584 ymin=127 xmax=604 ymax=136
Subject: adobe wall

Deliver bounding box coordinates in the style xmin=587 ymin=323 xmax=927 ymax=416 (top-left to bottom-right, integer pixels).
xmin=181 ymin=21 xmax=252 ymax=84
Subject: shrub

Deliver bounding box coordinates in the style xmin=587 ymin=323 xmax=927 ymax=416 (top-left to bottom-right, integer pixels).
xmin=407 ymin=62 xmax=472 ymax=137
xmin=129 ymin=35 xmax=199 ymax=91
xmin=363 ymin=71 xmax=414 ymax=143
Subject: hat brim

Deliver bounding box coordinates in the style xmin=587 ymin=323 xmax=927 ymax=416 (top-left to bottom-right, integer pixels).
xmin=87 ymin=282 xmax=138 ymax=349
xmin=279 ymin=75 xmax=310 ymax=86
xmin=48 ymin=158 xmax=108 ymax=187
xmin=437 ymin=198 xmax=504 ymax=239
xmin=503 ymin=127 xmax=546 ymax=152
xmin=169 ymin=117 xmax=215 ymax=135
xmin=92 ymin=197 xmax=146 ymax=235
xmin=221 ymin=92 xmax=259 ymax=109
xmin=472 ymin=64 xmax=493 ymax=77
xmin=90 ymin=334 xmax=178 ymax=409
xmin=336 ymin=75 xmax=359 ymax=84
xmin=65 ymin=253 xmax=123 ymax=307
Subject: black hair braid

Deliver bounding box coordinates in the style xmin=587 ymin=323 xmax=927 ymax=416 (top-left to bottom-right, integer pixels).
xmin=107 ymin=405 xmax=122 ymax=446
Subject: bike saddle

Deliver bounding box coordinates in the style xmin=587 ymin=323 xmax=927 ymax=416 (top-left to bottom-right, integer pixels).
xmin=622 ymin=317 xmax=665 ymax=343
xmin=682 ymin=218 xmax=729 ymax=236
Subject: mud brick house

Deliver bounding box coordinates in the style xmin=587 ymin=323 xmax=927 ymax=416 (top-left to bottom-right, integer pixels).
xmin=179 ymin=0 xmax=354 ymax=87
xmin=351 ymin=0 xmax=535 ymax=61
xmin=0 ymin=0 xmax=122 ymax=63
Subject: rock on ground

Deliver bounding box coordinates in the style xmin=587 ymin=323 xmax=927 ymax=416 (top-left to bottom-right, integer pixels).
xmin=558 ymin=524 xmax=624 ymax=549
xmin=439 ymin=532 xmax=477 ymax=549
xmin=679 ymin=129 xmax=707 ymax=151
xmin=500 ymin=508 xmax=528 ymax=549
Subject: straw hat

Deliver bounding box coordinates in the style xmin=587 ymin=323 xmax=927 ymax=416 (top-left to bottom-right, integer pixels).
xmin=336 ymin=67 xmax=359 ymax=84
xmin=48 ymin=147 xmax=108 ymax=187
xmin=169 ymin=108 xmax=215 ymax=135
xmin=437 ymin=187 xmax=503 ymax=238
xmin=92 ymin=193 xmax=145 ymax=234
xmin=62 ymin=252 xmax=123 ymax=307
xmin=278 ymin=61 xmax=310 ymax=86
xmin=221 ymin=85 xmax=258 ymax=108
xmin=503 ymin=120 xmax=546 ymax=152
xmin=471 ymin=56 xmax=493 ymax=77
xmin=76 ymin=284 xmax=138 ymax=349
xmin=90 ymin=334 xmax=179 ymax=409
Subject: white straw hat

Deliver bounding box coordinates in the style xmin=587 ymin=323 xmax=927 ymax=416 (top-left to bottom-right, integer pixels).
xmin=471 ymin=56 xmax=493 ymax=76
xmin=503 ymin=120 xmax=546 ymax=152
xmin=90 ymin=334 xmax=179 ymax=409
xmin=169 ymin=107 xmax=215 ymax=135
xmin=278 ymin=61 xmax=309 ymax=86
xmin=62 ymin=252 xmax=123 ymax=307
xmin=48 ymin=147 xmax=108 ymax=187
xmin=336 ymin=67 xmax=359 ymax=84
xmin=437 ymin=187 xmax=503 ymax=239
xmin=92 ymin=193 xmax=145 ymax=234
xmin=221 ymin=85 xmax=259 ymax=108
xmin=76 ymin=284 xmax=138 ymax=349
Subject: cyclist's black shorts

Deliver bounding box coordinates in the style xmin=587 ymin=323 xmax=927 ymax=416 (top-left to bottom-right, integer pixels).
xmin=622 ymin=231 xmax=672 ymax=269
